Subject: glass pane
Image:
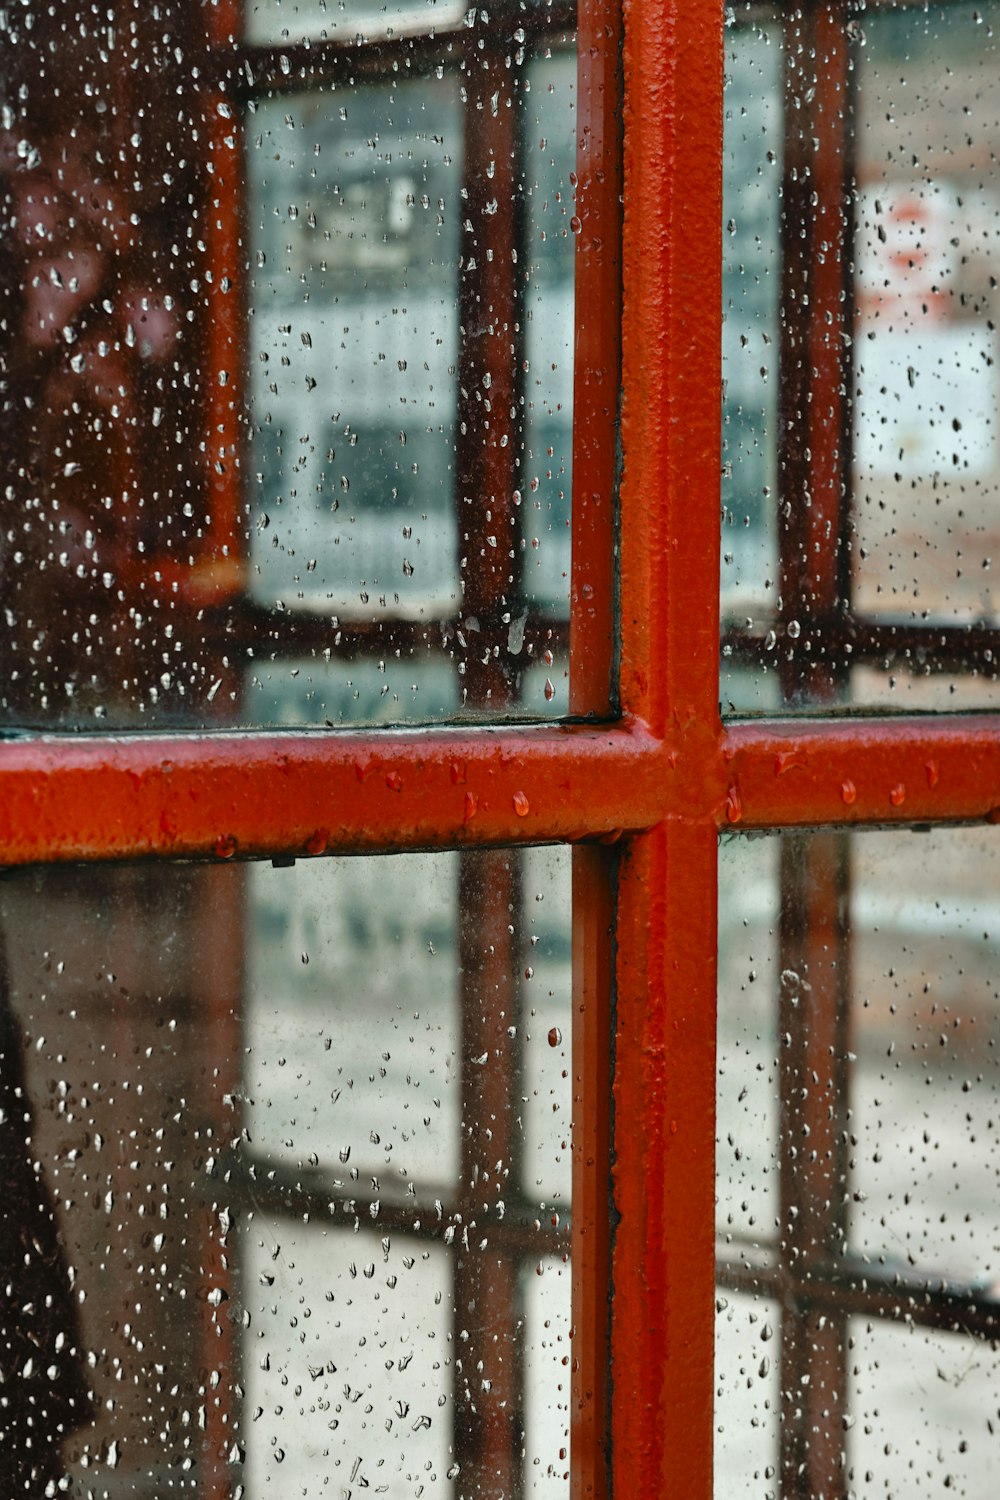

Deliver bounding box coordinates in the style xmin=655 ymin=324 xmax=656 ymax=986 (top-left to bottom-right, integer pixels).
xmin=0 ymin=846 xmax=572 ymax=1496
xmin=720 ymin=11 xmax=781 ymax=627
xmin=714 ymin=1290 xmax=781 ymax=1494
xmin=247 ymin=78 xmax=462 ymax=623
xmin=245 ymin=0 xmax=466 ymax=46
xmin=846 ymin=1317 xmax=1000 ymax=1496
xmin=721 ymin=1 xmax=1000 ymax=712
xmin=717 ymin=826 xmax=1000 ymax=1495
xmin=0 ymin=15 xmax=576 ymax=730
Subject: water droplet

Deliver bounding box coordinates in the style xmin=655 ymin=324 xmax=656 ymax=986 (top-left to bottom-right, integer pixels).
xmin=214 ymin=834 xmax=237 ymax=859
xmin=547 ymin=1026 xmax=562 ymax=1047
xmin=841 ymin=779 xmax=857 ymax=805
xmin=889 ymin=782 xmax=906 ymax=807
xmin=513 ymin=790 xmax=530 ymax=817
xmin=463 ymin=791 xmax=478 ymax=823
xmin=725 ymin=786 xmax=742 ymax=824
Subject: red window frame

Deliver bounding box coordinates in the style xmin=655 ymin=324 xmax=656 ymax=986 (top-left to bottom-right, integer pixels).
xmin=3 ymin=2 xmax=1000 ymax=1496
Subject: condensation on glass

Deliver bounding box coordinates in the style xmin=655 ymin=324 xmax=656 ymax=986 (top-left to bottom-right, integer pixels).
xmin=0 ymin=4 xmax=576 ymax=729
xmin=721 ymin=1 xmax=1000 ymax=712
xmin=0 ymin=846 xmax=572 ymax=1495
xmin=715 ymin=827 xmax=1000 ymax=1497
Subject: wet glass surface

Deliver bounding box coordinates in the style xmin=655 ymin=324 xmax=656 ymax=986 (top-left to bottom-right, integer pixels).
xmin=0 ymin=7 xmax=575 ymax=730
xmin=245 ymin=0 xmax=468 ymax=46
xmin=716 ymin=826 xmax=1000 ymax=1496
xmin=721 ymin=1 xmax=1000 ymax=712
xmin=0 ymin=846 xmax=571 ymax=1496
xmin=247 ymin=78 xmax=463 ymax=623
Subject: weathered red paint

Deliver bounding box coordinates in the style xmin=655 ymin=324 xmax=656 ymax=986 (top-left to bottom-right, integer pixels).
xmin=5 ymin=711 xmax=1000 ymax=866
xmin=0 ymin=722 xmax=659 ymax=865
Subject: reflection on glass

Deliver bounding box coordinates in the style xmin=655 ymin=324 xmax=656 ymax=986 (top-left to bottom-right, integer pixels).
xmin=522 ymin=48 xmax=576 ymax=708
xmin=248 ymin=79 xmax=462 ymax=621
xmin=245 ymin=0 xmax=468 ymax=46
xmin=717 ymin=827 xmax=1000 ymax=1497
xmin=720 ymin=13 xmax=781 ymax=614
xmin=0 ymin=10 xmax=576 ymax=730
xmin=721 ymin=1 xmax=1000 ymax=711
xmin=0 ymin=847 xmax=571 ymax=1496
xmin=243 ymin=652 xmax=459 ymax=724
xmin=853 ymin=6 xmax=1000 ymax=635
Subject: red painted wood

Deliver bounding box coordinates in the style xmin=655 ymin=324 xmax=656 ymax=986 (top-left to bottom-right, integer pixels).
xmin=613 ymin=0 xmax=724 ymax=1489
xmin=570 ymin=0 xmax=622 ymax=719
xmin=196 ymin=88 xmax=245 ymax=603
xmin=0 ymin=721 xmax=662 ymax=865
xmin=722 ymin=715 xmax=1000 ymax=830
xmin=571 ymin=846 xmax=613 ymax=1500
xmin=618 ymin=0 xmax=724 ymax=740
xmin=6 ymin=710 xmax=1000 ymax=865
xmin=612 ymin=822 xmax=718 ymax=1498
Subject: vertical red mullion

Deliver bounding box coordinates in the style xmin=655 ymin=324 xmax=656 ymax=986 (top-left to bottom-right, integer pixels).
xmin=618 ymin=1 xmax=724 ymax=740
xmin=454 ymin=849 xmax=524 ymax=1496
xmin=778 ymin=1 xmax=855 ymax=705
xmin=456 ymin=31 xmax=523 ymax=706
xmin=200 ymin=0 xmax=244 ymax=603
xmin=570 ymin=0 xmax=621 ymax=1487
xmin=777 ymin=831 xmax=852 ymax=1500
xmin=571 ymin=846 xmax=613 ymax=1500
xmin=613 ymin=821 xmax=719 ymax=1496
xmin=195 ymin=21 xmax=244 ymax=1492
xmin=570 ymin=0 xmax=622 ymax=719
xmin=614 ymin=0 xmax=723 ymax=1498
xmin=196 ymin=864 xmax=245 ymax=1500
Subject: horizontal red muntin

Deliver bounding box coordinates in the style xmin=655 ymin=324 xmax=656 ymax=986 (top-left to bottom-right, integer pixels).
xmin=2 ymin=713 xmax=1000 ymax=864
xmin=0 ymin=720 xmax=661 ymax=865
xmin=725 ymin=715 xmax=1000 ymax=830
